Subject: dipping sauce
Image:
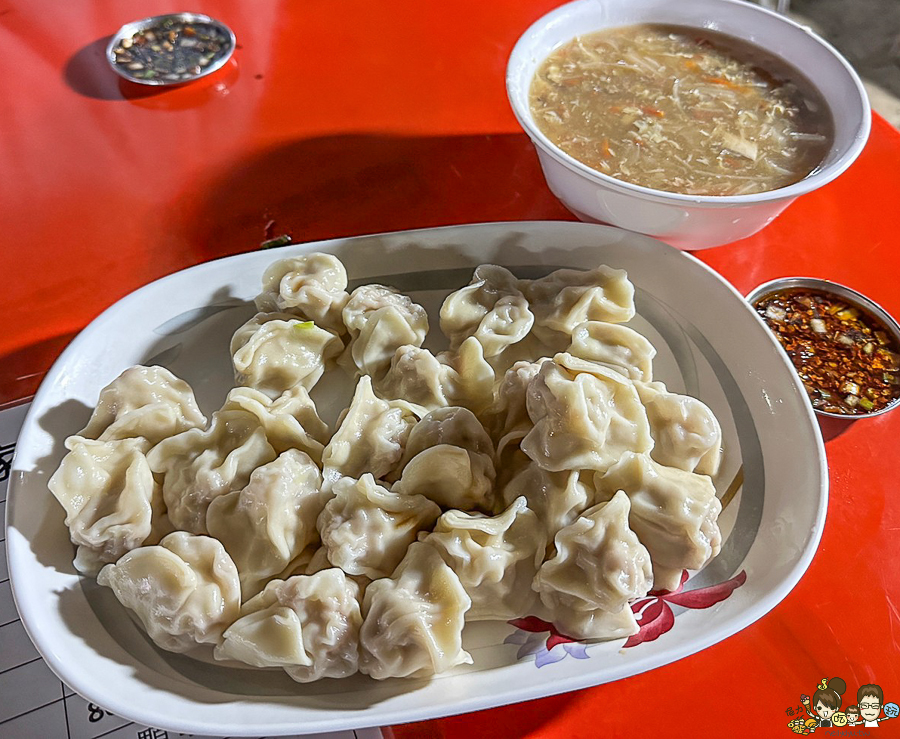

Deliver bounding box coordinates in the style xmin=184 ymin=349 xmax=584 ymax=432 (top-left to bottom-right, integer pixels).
xmin=529 ymin=24 xmax=833 ymax=196
xmin=755 ymin=289 xmax=900 ymax=415
xmin=112 ymin=17 xmax=233 ymax=83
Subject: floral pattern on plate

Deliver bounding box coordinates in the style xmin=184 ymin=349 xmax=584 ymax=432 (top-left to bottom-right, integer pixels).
xmin=506 ymin=568 xmax=747 ymax=666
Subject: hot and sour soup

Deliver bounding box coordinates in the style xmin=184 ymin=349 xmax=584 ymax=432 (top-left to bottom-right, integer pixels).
xmin=529 ymin=24 xmax=834 ymax=196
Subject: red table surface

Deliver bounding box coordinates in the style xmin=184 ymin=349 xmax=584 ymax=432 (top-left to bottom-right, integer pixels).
xmin=2 ymin=2 xmax=899 ymax=737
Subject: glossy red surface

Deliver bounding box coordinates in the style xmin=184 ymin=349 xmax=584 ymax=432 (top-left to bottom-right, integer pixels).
xmin=3 ymin=2 xmax=899 ymax=736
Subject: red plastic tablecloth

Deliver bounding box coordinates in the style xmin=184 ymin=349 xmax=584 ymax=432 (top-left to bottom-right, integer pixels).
xmin=2 ymin=1 xmax=899 ymax=737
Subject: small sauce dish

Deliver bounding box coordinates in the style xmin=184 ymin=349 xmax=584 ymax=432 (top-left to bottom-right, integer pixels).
xmin=747 ymin=277 xmax=900 ymax=419
xmin=106 ymin=13 xmax=235 ymax=86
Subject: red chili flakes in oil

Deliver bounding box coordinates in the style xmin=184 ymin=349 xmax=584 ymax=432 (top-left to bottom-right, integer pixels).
xmin=755 ymin=289 xmax=900 ymax=415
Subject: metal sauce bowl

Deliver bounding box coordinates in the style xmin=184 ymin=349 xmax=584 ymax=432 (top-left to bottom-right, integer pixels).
xmin=106 ymin=13 xmax=236 ymax=87
xmin=747 ymin=277 xmax=900 ymax=419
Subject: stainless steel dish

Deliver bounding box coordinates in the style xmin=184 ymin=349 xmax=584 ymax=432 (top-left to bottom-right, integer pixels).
xmin=747 ymin=277 xmax=900 ymax=419
xmin=106 ymin=13 xmax=235 ymax=87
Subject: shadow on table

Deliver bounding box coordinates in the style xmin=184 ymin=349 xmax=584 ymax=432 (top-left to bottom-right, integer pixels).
xmin=182 ymin=131 xmax=572 ymax=260
xmin=0 ymin=331 xmax=81 ymax=408
xmin=816 ymin=414 xmax=857 ymax=442
xmin=390 ymin=689 xmax=581 ymax=739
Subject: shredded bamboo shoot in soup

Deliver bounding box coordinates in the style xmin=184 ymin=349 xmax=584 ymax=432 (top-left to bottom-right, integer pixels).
xmin=529 ymin=25 xmax=833 ymax=196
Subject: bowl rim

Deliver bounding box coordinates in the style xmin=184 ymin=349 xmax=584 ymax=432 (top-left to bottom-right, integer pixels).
xmin=105 ymin=12 xmax=236 ymax=87
xmin=506 ymin=0 xmax=872 ymax=206
xmin=746 ymin=276 xmax=900 ymax=420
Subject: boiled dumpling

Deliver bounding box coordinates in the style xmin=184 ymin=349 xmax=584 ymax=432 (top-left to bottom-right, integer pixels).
xmin=317 ymin=474 xmax=441 ymax=579
xmin=220 ymin=385 xmax=329 ymax=463
xmin=147 ymin=407 xmax=277 ymax=534
xmin=215 ymin=569 xmax=362 ymax=682
xmin=499 ymin=462 xmax=591 ymax=542
xmin=521 ymin=265 xmax=635 ymax=339
xmin=271 ymin=543 xmax=319 ymax=581
xmin=394 ymin=406 xmax=494 ymax=474
xmin=386 ymin=395 xmax=497 ymax=514
xmin=422 ymin=496 xmax=546 ymax=620
xmin=254 ymin=253 xmax=350 ymax=335
xmin=302 ymin=546 xmax=371 ymax=592
xmin=393 ymin=444 xmax=495 ymax=512
xmin=471 ymin=295 xmax=534 ymax=358
xmin=533 ymin=491 xmax=652 ymax=640
xmin=320 ymin=376 xmax=424 ymax=490
xmin=440 ymin=264 xmax=533 ymax=358
xmin=441 ymin=337 xmax=498 ymax=414
xmin=48 ymin=436 xmax=162 ymax=576
xmin=377 ymin=337 xmax=495 ymax=414
xmin=543 ymin=602 xmax=640 ymax=642
xmin=636 ymin=381 xmax=723 ymax=476
xmin=439 ymin=265 xmax=521 ymax=330
xmin=481 ymin=360 xmax=542 ymax=456
xmin=231 ymin=312 xmax=343 ymax=396
xmin=376 ymin=345 xmax=448 ymax=409
xmin=77 ymin=365 xmax=206 ymax=445
xmin=206 ymin=450 xmax=326 ymax=599
xmin=302 ymin=547 xmax=332 ymax=576
xmin=595 ymin=451 xmax=722 ymax=592
xmin=439 ymin=265 xmax=524 ymax=346
xmin=483 ymin=330 xmax=572 ymax=377
xmin=341 ymin=284 xmax=428 ymax=382
xmin=359 ymin=542 xmax=472 ymax=679
xmin=97 ymin=532 xmax=241 ymax=652
xmin=567 ymin=321 xmax=656 ymax=382
xmin=520 ymin=356 xmax=652 ymax=473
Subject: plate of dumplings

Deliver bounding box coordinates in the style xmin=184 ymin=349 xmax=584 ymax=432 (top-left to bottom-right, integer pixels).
xmin=6 ymin=221 xmax=827 ymax=736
